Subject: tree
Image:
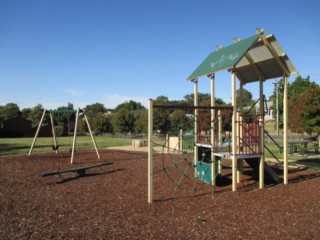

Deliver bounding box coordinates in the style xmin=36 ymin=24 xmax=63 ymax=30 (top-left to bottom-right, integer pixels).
xmin=27 ymin=104 xmax=46 ymax=126
xmin=288 ymin=75 xmax=313 ymax=96
xmin=300 ymin=85 xmax=320 ymax=135
xmin=84 ymin=103 xmax=106 ymax=120
xmin=236 ymin=88 xmax=254 ymax=109
xmin=170 ymin=109 xmax=193 ymax=134
xmin=92 ymin=113 xmax=113 ymax=135
xmin=135 ymin=110 xmax=148 ymax=134
xmin=21 ymin=108 xmax=31 ymax=119
xmin=114 ymin=100 xmax=145 ymax=113
xmin=270 ymin=75 xmax=315 ymax=130
xmin=0 ymin=103 xmax=20 ymax=121
xmin=153 ymin=108 xmax=171 ymax=134
xmin=112 ymin=109 xmax=135 ymax=134
xmin=288 ymin=83 xmax=320 ymax=135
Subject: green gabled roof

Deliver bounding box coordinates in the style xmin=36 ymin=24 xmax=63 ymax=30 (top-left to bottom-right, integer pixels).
xmin=187 ymin=34 xmax=260 ymax=80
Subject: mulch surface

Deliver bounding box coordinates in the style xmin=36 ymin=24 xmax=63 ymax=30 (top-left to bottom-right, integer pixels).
xmin=0 ymin=149 xmax=319 ymax=239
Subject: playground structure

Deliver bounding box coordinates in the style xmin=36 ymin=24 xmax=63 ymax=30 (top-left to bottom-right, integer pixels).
xmin=28 ymin=108 xmax=100 ymax=164
xmin=148 ymin=29 xmax=297 ymax=203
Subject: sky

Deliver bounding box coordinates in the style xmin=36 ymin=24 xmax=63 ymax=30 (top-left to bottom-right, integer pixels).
xmin=1 ymin=0 xmax=320 ymax=110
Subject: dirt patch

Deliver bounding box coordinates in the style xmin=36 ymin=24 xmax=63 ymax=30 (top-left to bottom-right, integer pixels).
xmin=0 ymin=149 xmax=319 ymax=239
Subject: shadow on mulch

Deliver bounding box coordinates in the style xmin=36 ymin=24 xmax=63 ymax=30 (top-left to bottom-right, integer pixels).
xmin=55 ymin=168 xmax=125 ymax=184
xmin=296 ymin=158 xmax=320 ymax=167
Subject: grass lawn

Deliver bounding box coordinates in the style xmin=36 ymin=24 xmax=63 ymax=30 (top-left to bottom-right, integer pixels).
xmin=1 ymin=135 xmax=319 ymax=170
xmin=0 ymin=136 xmax=132 ymax=155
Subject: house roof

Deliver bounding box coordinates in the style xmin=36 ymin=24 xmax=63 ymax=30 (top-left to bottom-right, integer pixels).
xmin=187 ymin=32 xmax=297 ymax=83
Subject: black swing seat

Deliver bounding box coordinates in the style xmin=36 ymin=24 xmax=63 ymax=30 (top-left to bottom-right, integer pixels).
xmin=39 ymin=161 xmax=113 ymax=178
xmin=52 ymin=145 xmax=60 ymax=151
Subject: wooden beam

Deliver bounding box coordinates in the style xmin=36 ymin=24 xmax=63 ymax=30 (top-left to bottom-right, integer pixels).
xmin=28 ymin=110 xmax=47 ymax=156
xmin=261 ymin=35 xmax=290 ymax=76
xmin=283 ymin=76 xmax=288 ymax=185
xmin=210 ymin=74 xmax=216 ymax=187
xmin=231 ymin=72 xmax=237 ymax=191
xmin=244 ymin=53 xmax=266 ymax=81
xmin=148 ymin=99 xmax=154 ymax=203
xmin=71 ymin=108 xmax=79 ymax=164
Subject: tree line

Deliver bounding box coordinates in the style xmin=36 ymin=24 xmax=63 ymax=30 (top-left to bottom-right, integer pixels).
xmin=270 ymin=75 xmax=320 ymax=136
xmin=0 ymin=94 xmax=231 ymax=136
xmin=1 ymin=75 xmax=318 ymax=137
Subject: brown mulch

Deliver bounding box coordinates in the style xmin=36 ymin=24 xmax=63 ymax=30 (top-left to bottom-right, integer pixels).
xmin=0 ymin=149 xmax=319 ymax=239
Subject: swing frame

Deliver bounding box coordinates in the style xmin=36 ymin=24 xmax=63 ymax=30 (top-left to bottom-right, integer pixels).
xmin=28 ymin=108 xmax=100 ymax=164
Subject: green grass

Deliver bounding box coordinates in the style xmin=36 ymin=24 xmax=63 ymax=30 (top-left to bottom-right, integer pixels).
xmin=0 ymin=136 xmax=132 ymax=155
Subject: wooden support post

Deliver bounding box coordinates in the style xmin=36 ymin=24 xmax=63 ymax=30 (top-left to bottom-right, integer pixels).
xmin=237 ymin=112 xmax=242 ymax=184
xmin=28 ymin=109 xmax=47 ymax=156
xmin=179 ymin=129 xmax=183 ymax=153
xmin=231 ymin=72 xmax=237 ymax=191
xmin=166 ymin=134 xmax=169 ymax=154
xmin=218 ymin=110 xmax=222 ymax=174
xmin=83 ymin=111 xmax=101 ymax=160
xmin=210 ymin=74 xmax=216 ymax=186
xmin=283 ymin=76 xmax=288 ymax=184
xmin=148 ymin=99 xmax=154 ymax=203
xmin=193 ymin=79 xmax=199 ymax=167
xmin=70 ymin=108 xmax=79 ymax=164
xmin=49 ymin=112 xmax=58 ymax=154
xmin=259 ymin=78 xmax=264 ymax=189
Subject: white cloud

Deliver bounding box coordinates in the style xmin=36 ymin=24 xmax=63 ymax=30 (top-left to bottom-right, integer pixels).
xmin=102 ymin=93 xmax=149 ymax=109
xmin=64 ymin=88 xmax=83 ymax=97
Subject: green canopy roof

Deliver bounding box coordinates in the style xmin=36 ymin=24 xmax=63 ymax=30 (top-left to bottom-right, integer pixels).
xmin=187 ymin=32 xmax=297 ymax=83
xmin=187 ymin=34 xmax=259 ymax=80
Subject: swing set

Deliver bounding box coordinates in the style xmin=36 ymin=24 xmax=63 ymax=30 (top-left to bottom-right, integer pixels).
xmin=28 ymin=108 xmax=100 ymax=164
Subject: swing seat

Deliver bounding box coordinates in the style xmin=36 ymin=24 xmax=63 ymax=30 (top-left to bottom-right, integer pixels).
xmin=52 ymin=145 xmax=60 ymax=151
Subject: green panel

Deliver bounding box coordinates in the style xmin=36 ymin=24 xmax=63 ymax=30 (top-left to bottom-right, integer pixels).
xmin=187 ymin=34 xmax=260 ymax=80
xmin=196 ymin=162 xmax=212 ymax=184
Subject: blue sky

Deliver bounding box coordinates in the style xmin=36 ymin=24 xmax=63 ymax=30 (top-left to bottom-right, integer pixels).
xmin=1 ymin=0 xmax=319 ymax=109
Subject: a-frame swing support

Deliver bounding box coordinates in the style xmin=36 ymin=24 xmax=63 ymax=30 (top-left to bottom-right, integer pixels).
xmin=28 ymin=108 xmax=100 ymax=164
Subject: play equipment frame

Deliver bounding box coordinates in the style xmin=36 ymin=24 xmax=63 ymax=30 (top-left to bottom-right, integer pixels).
xmin=28 ymin=108 xmax=100 ymax=164
xmin=148 ymin=29 xmax=297 ymax=203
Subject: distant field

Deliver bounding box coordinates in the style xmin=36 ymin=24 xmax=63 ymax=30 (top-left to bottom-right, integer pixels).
xmin=0 ymin=136 xmax=132 ymax=155
xmin=1 ymin=134 xmax=319 ymax=170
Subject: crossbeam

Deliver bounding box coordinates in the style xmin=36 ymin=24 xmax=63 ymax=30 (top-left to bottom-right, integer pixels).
xmin=153 ymin=105 xmax=233 ymax=110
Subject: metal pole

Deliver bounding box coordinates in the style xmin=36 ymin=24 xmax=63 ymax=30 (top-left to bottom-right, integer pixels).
xmin=28 ymin=109 xmax=47 ymax=156
xmin=148 ymin=99 xmax=154 ymax=203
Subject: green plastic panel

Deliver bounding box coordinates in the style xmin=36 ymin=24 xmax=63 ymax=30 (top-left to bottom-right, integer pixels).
xmin=187 ymin=34 xmax=260 ymax=80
